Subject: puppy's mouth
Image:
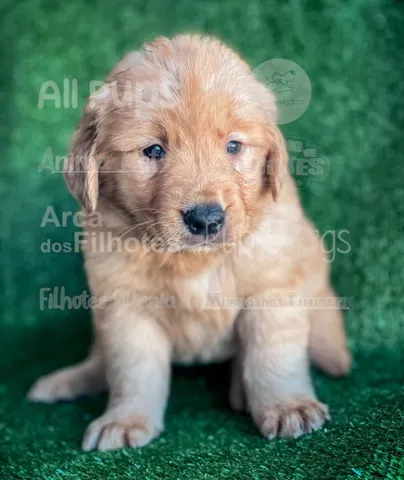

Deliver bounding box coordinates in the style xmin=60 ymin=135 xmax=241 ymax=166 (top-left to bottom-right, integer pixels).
xmin=183 ymin=228 xmax=229 ymax=249
xmin=149 ymin=225 xmax=233 ymax=253
xmin=160 ymin=230 xmax=231 ymax=253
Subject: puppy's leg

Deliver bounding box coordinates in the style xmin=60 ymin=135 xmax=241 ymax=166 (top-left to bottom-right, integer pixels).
xmin=229 ymin=354 xmax=245 ymax=412
xmin=82 ymin=307 xmax=171 ymax=451
xmin=28 ymin=344 xmax=105 ymax=403
xmin=309 ymin=286 xmax=351 ymax=377
xmin=237 ymin=297 xmax=329 ymax=439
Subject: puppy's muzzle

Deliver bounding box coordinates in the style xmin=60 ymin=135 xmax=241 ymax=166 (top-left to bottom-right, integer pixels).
xmin=182 ymin=203 xmax=225 ymax=237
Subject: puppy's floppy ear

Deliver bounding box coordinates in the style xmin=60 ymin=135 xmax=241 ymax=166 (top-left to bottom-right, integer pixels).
xmin=264 ymin=125 xmax=288 ymax=201
xmin=64 ymin=89 xmax=107 ymax=212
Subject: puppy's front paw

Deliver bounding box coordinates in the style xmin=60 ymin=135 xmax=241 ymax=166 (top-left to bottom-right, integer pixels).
xmin=28 ymin=370 xmax=85 ymax=403
xmin=27 ymin=362 xmax=104 ymax=403
xmin=258 ymin=397 xmax=330 ymax=439
xmin=82 ymin=409 xmax=162 ymax=451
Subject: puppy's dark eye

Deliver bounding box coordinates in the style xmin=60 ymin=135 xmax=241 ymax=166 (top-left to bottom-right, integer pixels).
xmin=143 ymin=144 xmax=165 ymax=160
xmin=226 ymin=141 xmax=241 ymax=155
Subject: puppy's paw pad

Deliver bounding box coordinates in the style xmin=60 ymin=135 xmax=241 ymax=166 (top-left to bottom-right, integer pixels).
xmin=82 ymin=414 xmax=161 ymax=451
xmin=259 ymin=398 xmax=329 ymax=439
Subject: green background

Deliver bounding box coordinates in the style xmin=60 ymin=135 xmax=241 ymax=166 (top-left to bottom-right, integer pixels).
xmin=1 ymin=0 xmax=403 ymax=478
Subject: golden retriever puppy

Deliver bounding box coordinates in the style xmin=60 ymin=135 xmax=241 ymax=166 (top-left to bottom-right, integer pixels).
xmin=28 ymin=35 xmax=351 ymax=450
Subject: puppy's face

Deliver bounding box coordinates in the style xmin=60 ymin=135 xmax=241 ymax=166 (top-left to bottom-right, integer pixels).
xmin=66 ymin=36 xmax=287 ymax=252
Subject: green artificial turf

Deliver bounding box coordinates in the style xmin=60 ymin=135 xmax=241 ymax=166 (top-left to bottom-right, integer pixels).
xmin=1 ymin=0 xmax=404 ymax=478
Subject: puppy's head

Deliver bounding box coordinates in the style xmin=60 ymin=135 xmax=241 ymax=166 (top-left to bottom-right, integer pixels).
xmin=65 ymin=35 xmax=287 ymax=252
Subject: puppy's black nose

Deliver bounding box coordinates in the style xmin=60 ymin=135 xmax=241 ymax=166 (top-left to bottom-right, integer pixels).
xmin=182 ymin=203 xmax=225 ymax=237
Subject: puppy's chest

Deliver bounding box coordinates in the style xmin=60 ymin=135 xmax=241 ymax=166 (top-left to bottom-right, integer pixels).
xmin=163 ymin=266 xmax=239 ymax=365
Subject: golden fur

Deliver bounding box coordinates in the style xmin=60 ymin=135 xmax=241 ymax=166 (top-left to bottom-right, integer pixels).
xmin=28 ymin=35 xmax=351 ymax=450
